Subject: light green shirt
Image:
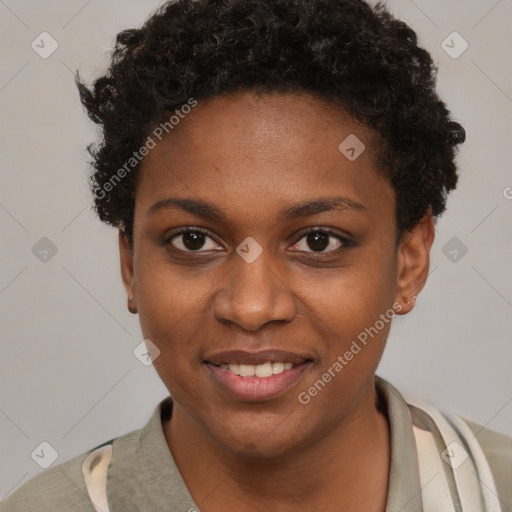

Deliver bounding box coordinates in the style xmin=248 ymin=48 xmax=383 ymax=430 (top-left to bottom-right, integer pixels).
xmin=1 ymin=376 xmax=510 ymax=511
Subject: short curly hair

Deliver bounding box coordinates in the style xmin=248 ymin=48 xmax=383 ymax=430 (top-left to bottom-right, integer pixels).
xmin=77 ymin=0 xmax=465 ymax=249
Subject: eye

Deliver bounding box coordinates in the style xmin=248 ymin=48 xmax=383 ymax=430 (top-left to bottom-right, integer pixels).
xmin=290 ymin=229 xmax=349 ymax=253
xmin=166 ymin=227 xmax=222 ymax=252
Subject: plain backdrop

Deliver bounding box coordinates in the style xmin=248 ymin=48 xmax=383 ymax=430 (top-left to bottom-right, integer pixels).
xmin=1 ymin=0 xmax=511 ymax=499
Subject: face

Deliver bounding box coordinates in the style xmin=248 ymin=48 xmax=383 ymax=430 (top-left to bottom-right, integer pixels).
xmin=120 ymin=90 xmax=432 ymax=457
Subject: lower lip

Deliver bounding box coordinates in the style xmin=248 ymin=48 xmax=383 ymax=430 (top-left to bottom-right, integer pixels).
xmin=205 ymin=362 xmax=311 ymax=402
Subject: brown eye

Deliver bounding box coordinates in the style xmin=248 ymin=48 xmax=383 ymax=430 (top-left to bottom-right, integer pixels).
xmin=167 ymin=228 xmax=221 ymax=252
xmin=182 ymin=231 xmax=206 ymax=250
xmin=306 ymin=231 xmax=330 ymax=252
xmin=290 ymin=229 xmax=348 ymax=253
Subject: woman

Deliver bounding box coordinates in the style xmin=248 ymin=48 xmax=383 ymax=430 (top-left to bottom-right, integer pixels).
xmin=1 ymin=0 xmax=510 ymax=511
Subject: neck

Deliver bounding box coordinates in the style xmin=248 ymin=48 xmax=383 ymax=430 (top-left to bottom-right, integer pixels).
xmin=164 ymin=381 xmax=390 ymax=512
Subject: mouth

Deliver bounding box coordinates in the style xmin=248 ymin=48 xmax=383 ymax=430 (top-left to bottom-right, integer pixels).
xmin=216 ymin=361 xmax=294 ymax=377
xmin=204 ymin=349 xmax=313 ymax=402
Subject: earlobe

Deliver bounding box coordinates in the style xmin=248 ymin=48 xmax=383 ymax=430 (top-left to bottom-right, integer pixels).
xmin=394 ymin=214 xmax=435 ymax=315
xmin=119 ymin=229 xmax=137 ymax=313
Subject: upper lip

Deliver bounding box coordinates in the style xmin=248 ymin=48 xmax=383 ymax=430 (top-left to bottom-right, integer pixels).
xmin=204 ymin=349 xmax=313 ymax=366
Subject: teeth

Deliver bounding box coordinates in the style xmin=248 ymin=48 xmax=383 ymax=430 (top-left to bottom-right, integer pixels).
xmin=272 ymin=362 xmax=284 ymax=374
xmin=239 ymin=364 xmax=255 ymax=377
xmin=219 ymin=361 xmax=296 ymax=377
xmin=228 ymin=363 xmax=240 ymax=375
xmin=255 ymin=362 xmax=273 ymax=377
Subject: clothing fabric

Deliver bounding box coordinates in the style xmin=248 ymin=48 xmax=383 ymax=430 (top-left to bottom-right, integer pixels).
xmin=1 ymin=376 xmax=511 ymax=511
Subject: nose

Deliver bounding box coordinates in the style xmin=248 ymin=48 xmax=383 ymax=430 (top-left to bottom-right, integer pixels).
xmin=212 ymin=249 xmax=297 ymax=332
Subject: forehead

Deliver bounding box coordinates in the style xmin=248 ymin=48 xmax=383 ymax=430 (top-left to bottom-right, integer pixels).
xmin=135 ymin=90 xmax=394 ymax=227
xmin=148 ymin=90 xmax=373 ymax=161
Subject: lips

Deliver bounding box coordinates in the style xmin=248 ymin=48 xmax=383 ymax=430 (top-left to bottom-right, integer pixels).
xmin=204 ymin=349 xmax=313 ymax=402
xmin=204 ymin=349 xmax=310 ymax=366
xmin=221 ymin=361 xmax=293 ymax=378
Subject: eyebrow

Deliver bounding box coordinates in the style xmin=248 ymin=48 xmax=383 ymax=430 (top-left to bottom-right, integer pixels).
xmin=145 ymin=196 xmax=366 ymax=221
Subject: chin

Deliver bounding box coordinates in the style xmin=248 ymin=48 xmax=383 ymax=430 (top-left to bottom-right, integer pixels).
xmin=208 ymin=420 xmax=301 ymax=459
xmin=220 ymin=435 xmax=296 ymax=459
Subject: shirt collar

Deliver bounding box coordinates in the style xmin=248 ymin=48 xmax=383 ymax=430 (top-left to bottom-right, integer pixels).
xmin=108 ymin=376 xmax=423 ymax=512
xmin=375 ymin=375 xmax=423 ymax=511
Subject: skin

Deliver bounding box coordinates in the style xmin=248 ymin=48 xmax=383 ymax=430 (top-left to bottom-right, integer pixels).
xmin=119 ymin=90 xmax=435 ymax=511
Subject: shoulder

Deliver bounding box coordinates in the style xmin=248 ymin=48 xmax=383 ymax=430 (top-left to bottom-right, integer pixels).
xmin=461 ymin=417 xmax=512 ymax=510
xmin=378 ymin=377 xmax=512 ymax=508
xmin=0 ymin=454 xmax=91 ymax=512
xmin=0 ymin=441 xmax=110 ymax=512
xmin=0 ymin=398 xmax=170 ymax=512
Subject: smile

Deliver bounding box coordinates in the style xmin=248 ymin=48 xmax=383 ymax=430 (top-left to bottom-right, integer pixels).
xmin=218 ymin=362 xmax=294 ymax=377
xmin=203 ymin=349 xmax=314 ymax=401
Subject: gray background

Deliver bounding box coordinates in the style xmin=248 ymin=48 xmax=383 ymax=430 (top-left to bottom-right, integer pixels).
xmin=1 ymin=0 xmax=511 ymax=499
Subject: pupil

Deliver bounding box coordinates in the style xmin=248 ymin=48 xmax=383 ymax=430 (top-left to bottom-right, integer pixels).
xmin=183 ymin=232 xmax=205 ymax=250
xmin=307 ymin=232 xmax=328 ymax=251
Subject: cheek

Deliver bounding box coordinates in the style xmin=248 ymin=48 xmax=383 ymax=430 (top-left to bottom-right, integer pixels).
xmin=135 ymin=259 xmax=213 ymax=361
xmin=301 ymin=253 xmax=397 ymax=336
xmin=136 ymin=267 xmax=208 ymax=405
xmin=296 ymin=247 xmax=398 ymax=385
xmin=293 ymin=273 xmax=396 ymax=426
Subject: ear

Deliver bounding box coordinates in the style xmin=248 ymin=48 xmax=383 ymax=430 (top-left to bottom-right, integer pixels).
xmin=119 ymin=229 xmax=136 ymax=305
xmin=394 ymin=213 xmax=435 ymax=314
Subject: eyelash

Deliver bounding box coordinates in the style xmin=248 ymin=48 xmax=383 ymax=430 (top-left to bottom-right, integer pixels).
xmin=164 ymin=226 xmax=354 ymax=255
